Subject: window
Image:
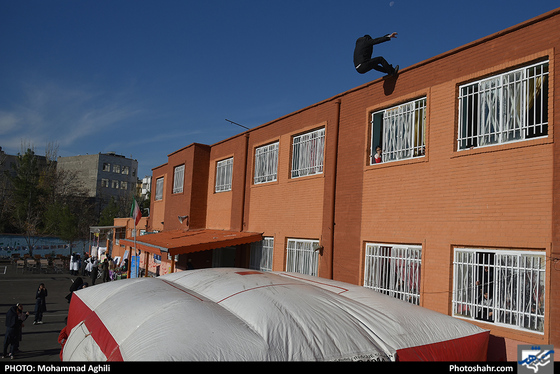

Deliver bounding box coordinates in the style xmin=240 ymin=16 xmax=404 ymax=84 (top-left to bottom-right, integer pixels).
xmin=111 ymin=180 xmax=119 ymax=189
xmin=458 ymin=61 xmax=548 ymax=150
xmin=120 ymin=181 xmax=128 ymax=190
xmin=250 ymin=237 xmax=274 ymax=271
xmin=453 ymin=248 xmax=545 ymax=333
xmin=215 ymin=157 xmax=233 ymax=192
xmin=102 ymin=163 xmax=110 ymax=172
xmin=371 ymin=97 xmax=426 ymax=164
xmin=173 ymin=165 xmax=185 ymax=194
xmin=363 ymin=243 xmax=422 ymax=305
xmin=254 ymin=142 xmax=279 ymax=184
xmin=286 ymin=238 xmax=319 ymax=276
xmin=101 ymin=178 xmax=109 ymax=188
xmin=113 ymin=164 xmax=121 ymax=173
xmin=122 ymin=166 xmax=129 ymax=175
xmin=291 ymin=128 xmax=325 ymax=178
xmin=155 ymin=177 xmax=164 ymax=201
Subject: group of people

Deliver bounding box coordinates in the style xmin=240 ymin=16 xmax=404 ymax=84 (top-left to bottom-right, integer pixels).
xmin=3 ymin=283 xmax=48 ymax=359
xmin=70 ymin=253 xmax=122 ymax=285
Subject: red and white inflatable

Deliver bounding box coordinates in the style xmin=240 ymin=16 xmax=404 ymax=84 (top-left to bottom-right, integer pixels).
xmin=63 ymin=268 xmax=489 ymax=361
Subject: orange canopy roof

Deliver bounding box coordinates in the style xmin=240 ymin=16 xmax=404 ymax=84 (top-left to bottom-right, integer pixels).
xmin=120 ymin=229 xmax=263 ymax=256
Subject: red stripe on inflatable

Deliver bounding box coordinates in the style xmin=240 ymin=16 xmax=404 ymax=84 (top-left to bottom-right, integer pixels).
xmin=66 ymin=295 xmax=124 ymax=361
xmin=396 ymin=331 xmax=489 ymax=361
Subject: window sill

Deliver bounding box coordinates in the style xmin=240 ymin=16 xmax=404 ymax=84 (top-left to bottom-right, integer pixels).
xmin=453 ymin=136 xmax=550 ymax=159
xmin=288 ymin=173 xmax=325 ymax=183
xmin=365 ymin=155 xmax=427 ymax=171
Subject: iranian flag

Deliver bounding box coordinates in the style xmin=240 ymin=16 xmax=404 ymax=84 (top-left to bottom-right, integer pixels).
xmin=131 ymin=199 xmax=142 ymax=226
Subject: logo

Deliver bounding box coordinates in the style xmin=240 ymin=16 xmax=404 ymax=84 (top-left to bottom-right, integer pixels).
xmin=518 ymin=345 xmax=554 ymax=374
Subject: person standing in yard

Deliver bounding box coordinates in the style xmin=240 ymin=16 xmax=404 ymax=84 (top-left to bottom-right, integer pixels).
xmin=14 ymin=303 xmax=29 ymax=353
xmin=3 ymin=305 xmax=18 ymax=359
xmin=101 ymin=258 xmax=110 ymax=282
xmin=33 ymin=283 xmax=47 ymax=325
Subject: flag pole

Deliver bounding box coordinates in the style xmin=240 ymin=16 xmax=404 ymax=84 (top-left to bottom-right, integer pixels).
xmin=134 ymin=216 xmax=138 ymax=279
xmin=130 ymin=198 xmax=142 ymax=279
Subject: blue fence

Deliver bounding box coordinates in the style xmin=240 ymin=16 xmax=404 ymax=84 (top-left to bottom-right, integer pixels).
xmin=0 ymin=235 xmax=88 ymax=258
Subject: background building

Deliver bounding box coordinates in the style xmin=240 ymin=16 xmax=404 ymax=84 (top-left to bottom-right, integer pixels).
xmin=57 ymin=152 xmax=138 ymax=214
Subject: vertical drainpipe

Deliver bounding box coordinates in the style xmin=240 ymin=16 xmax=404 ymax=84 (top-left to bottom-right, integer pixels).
xmin=324 ymin=99 xmax=341 ymax=280
xmin=241 ymin=132 xmax=249 ymax=232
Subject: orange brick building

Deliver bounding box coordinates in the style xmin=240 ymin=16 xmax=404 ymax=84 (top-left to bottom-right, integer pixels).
xmin=119 ymin=9 xmax=560 ymax=360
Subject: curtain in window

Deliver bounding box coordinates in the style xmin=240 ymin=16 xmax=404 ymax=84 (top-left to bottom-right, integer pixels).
xmin=502 ymin=71 xmax=524 ymax=142
xmin=291 ymin=129 xmax=324 ymax=178
xmin=173 ymin=165 xmax=185 ymax=194
xmin=381 ymin=99 xmax=426 ymax=162
xmin=413 ymin=99 xmax=426 ymax=156
xmin=383 ymin=102 xmax=413 ymax=161
xmin=478 ymin=77 xmax=500 ymax=146
xmin=458 ymin=61 xmax=548 ymax=150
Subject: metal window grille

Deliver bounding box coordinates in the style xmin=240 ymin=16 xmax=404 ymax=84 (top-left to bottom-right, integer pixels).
xmin=215 ymin=157 xmax=233 ymax=192
xmin=363 ymin=243 xmax=422 ymax=305
xmin=286 ymin=238 xmax=319 ymax=276
xmin=155 ymin=177 xmax=164 ymax=201
xmin=173 ymin=165 xmax=185 ymax=194
xmin=371 ymin=98 xmax=426 ymax=164
xmin=452 ymin=248 xmax=545 ymax=333
xmin=249 ymin=237 xmax=274 ymax=271
xmin=254 ymin=142 xmax=279 ymax=184
xmin=291 ymin=128 xmax=325 ymax=178
xmin=458 ymin=61 xmax=548 ymax=150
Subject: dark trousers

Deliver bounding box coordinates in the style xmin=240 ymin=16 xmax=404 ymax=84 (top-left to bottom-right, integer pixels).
xmin=356 ymin=56 xmax=393 ymax=75
xmin=3 ymin=327 xmax=16 ymax=356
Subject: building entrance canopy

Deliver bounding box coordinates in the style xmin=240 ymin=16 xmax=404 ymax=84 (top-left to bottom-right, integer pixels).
xmin=120 ymin=229 xmax=263 ymax=256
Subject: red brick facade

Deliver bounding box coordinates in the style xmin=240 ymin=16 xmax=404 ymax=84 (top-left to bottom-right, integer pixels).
xmin=139 ymin=9 xmax=559 ymax=358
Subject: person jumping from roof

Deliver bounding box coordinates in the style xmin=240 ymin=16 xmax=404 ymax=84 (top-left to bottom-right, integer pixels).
xmin=354 ymin=32 xmax=399 ymax=76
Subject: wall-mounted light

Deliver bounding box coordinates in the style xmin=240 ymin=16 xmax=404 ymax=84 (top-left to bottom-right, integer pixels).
xmin=313 ymin=243 xmax=324 ymax=255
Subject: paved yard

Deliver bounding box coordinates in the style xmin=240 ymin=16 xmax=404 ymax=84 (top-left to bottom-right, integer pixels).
xmin=0 ymin=260 xmax=94 ymax=361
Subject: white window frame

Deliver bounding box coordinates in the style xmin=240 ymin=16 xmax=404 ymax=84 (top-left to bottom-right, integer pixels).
xmin=102 ymin=163 xmax=110 ymax=172
xmin=452 ymin=248 xmax=546 ymax=333
xmin=112 ymin=164 xmax=121 ymax=173
xmin=286 ymin=238 xmax=319 ymax=276
xmin=101 ymin=178 xmax=109 ymax=188
xmin=155 ymin=177 xmax=164 ymax=201
xmin=254 ymin=142 xmax=279 ymax=184
xmin=122 ymin=166 xmax=129 ymax=175
xmin=371 ymin=97 xmax=426 ymax=164
xmin=173 ymin=164 xmax=185 ymax=194
xmin=111 ymin=180 xmax=119 ymax=189
xmin=291 ymin=128 xmax=325 ymax=178
xmin=458 ymin=61 xmax=548 ymax=150
xmin=120 ymin=181 xmax=128 ymax=190
xmin=250 ymin=237 xmax=274 ymax=271
xmin=215 ymin=157 xmax=233 ymax=193
xmin=363 ymin=243 xmax=422 ymax=305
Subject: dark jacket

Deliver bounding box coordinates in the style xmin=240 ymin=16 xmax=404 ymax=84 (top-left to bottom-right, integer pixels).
xmin=34 ymin=288 xmax=48 ymax=313
xmin=353 ymin=34 xmax=391 ymax=66
xmin=5 ymin=306 xmax=18 ymax=329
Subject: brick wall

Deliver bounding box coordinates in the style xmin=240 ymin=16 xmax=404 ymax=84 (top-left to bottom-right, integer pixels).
xmin=330 ymin=9 xmax=559 ymax=349
xmin=144 ymin=8 xmax=560 ymax=351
